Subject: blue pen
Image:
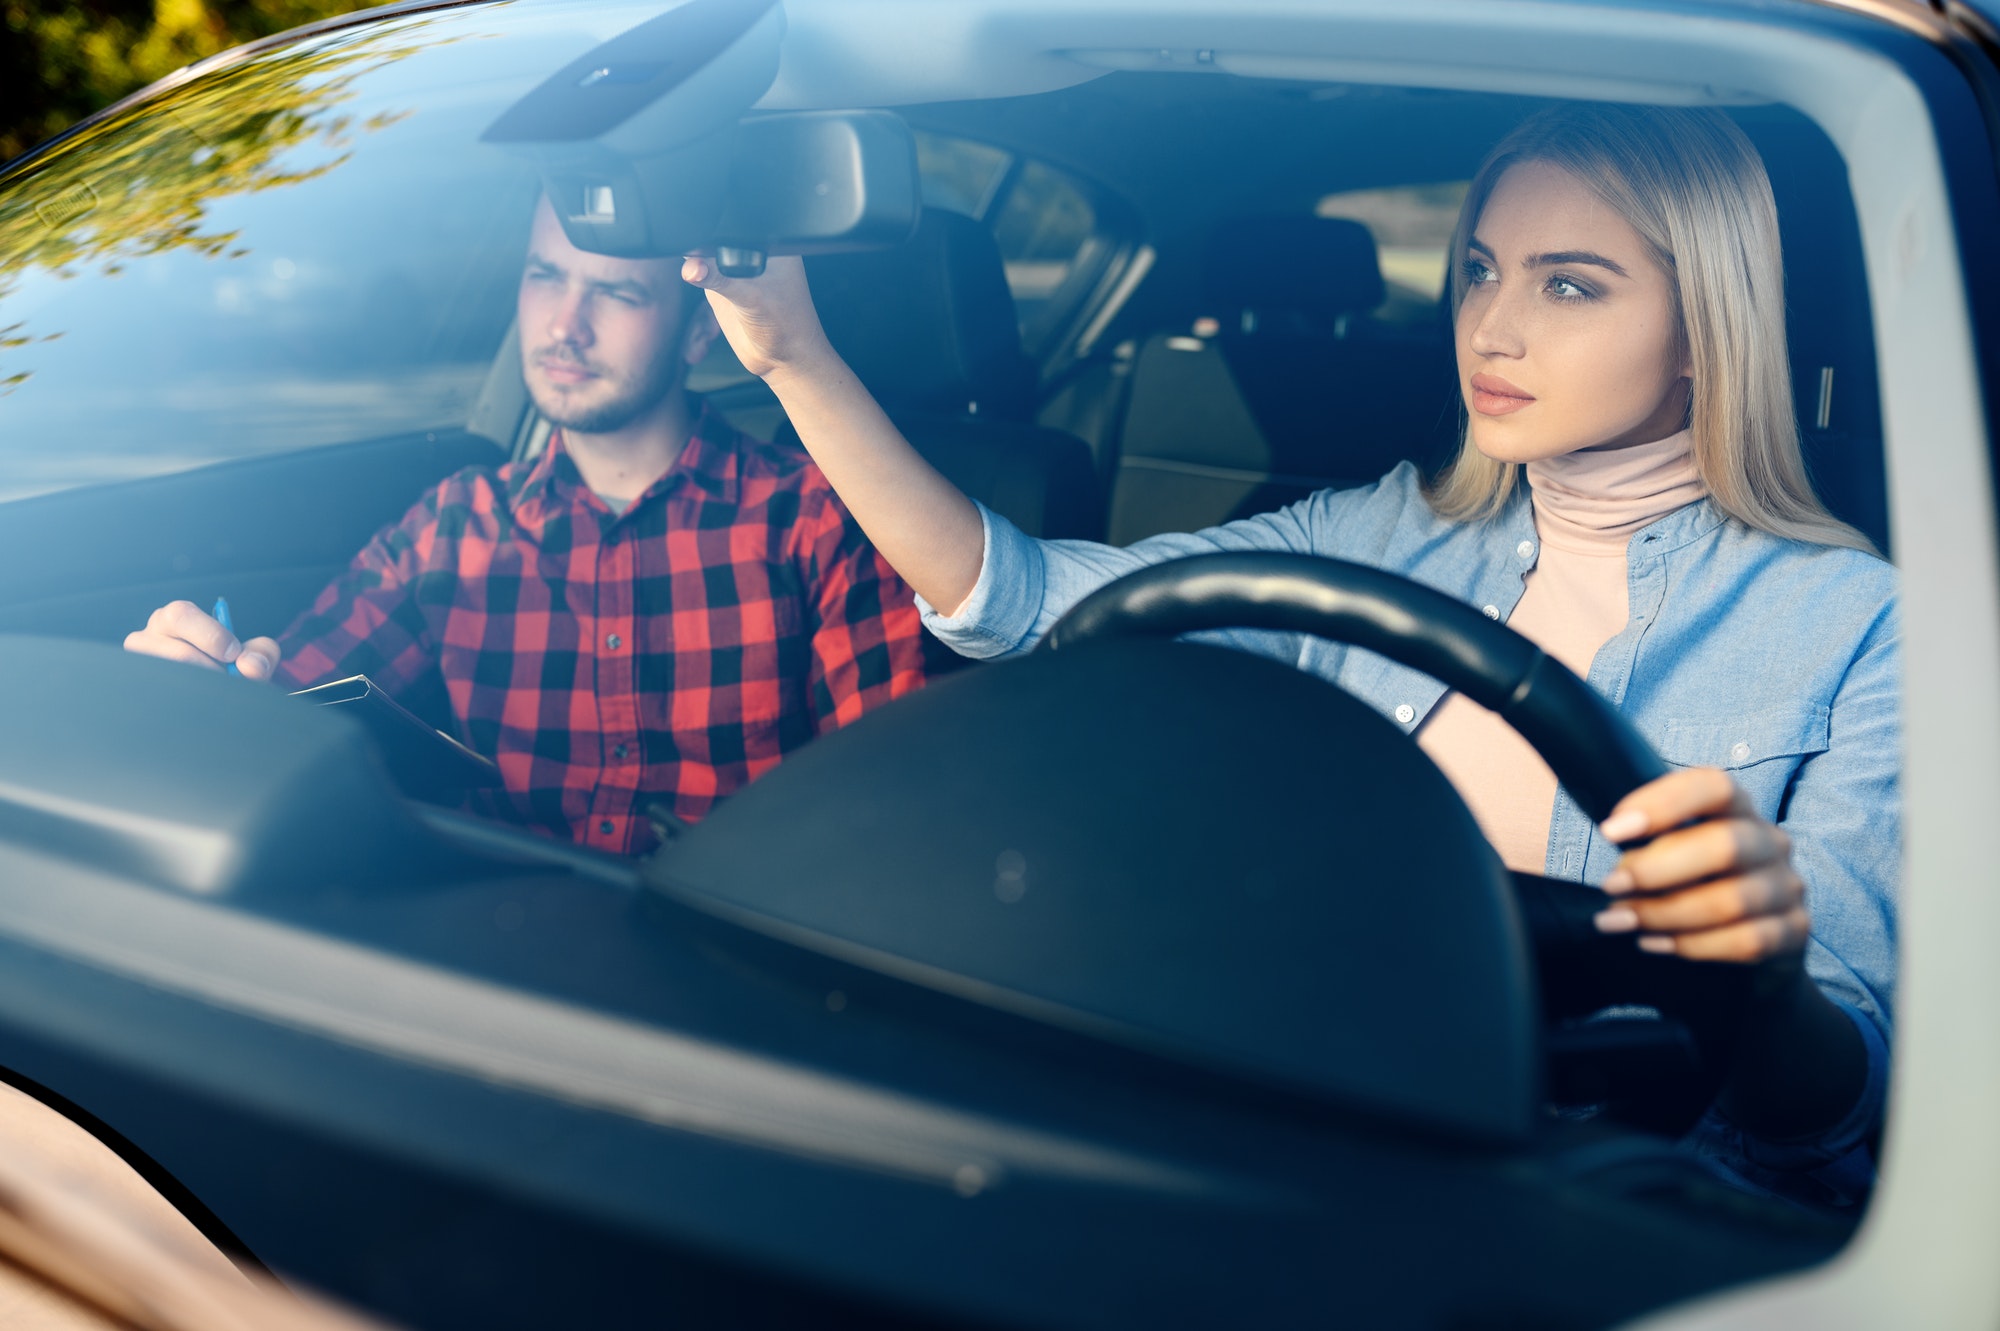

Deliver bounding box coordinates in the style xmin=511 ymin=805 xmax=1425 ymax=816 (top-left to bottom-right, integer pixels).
xmin=211 ymin=597 xmax=243 ymax=676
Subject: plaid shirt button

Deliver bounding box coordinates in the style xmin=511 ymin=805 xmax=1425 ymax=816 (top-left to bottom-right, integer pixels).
xmin=599 ymin=819 xmax=616 ymax=836
xmin=606 ymin=633 xmax=622 ymax=650
xmin=612 ymin=743 xmax=629 ymax=760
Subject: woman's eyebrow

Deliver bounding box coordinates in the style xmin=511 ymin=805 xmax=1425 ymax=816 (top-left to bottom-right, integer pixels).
xmin=1523 ymin=249 xmax=1631 ymax=278
xmin=1465 ymin=236 xmax=1632 ymax=279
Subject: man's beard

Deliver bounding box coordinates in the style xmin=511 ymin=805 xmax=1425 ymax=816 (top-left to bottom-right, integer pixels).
xmin=527 ymin=343 xmax=683 ymax=434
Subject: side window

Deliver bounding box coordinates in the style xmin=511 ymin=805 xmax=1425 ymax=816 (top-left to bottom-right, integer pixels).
xmin=989 ymin=160 xmax=1100 ymax=351
xmin=914 ymin=130 xmax=1113 ymax=358
xmin=914 ymin=133 xmax=1011 ymax=218
xmin=1312 ymin=182 xmax=1470 ymax=327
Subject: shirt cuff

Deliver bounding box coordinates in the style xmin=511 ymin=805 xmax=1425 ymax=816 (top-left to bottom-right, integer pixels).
xmin=915 ymin=501 xmax=1047 ymax=659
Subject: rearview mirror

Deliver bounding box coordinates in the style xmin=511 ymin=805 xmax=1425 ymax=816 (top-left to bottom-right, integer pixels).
xmin=718 ymin=111 xmax=922 ymax=270
xmin=537 ymin=109 xmax=921 ymax=275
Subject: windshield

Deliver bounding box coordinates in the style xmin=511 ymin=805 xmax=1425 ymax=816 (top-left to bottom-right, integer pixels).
xmin=0 ymin=0 xmax=1919 ymax=1312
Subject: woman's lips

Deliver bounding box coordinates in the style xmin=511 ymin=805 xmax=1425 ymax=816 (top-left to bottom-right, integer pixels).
xmin=1470 ymin=372 xmax=1535 ymax=417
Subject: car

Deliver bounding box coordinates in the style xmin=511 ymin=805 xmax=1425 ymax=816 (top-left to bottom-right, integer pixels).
xmin=0 ymin=0 xmax=1997 ymax=1326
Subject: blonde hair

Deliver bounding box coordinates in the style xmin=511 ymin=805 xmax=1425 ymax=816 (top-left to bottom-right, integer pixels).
xmin=1426 ymin=104 xmax=1875 ymax=555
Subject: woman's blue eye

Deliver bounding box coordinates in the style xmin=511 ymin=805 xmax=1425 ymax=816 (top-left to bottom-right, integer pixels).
xmin=1460 ymin=257 xmax=1494 ymax=285
xmin=1547 ymin=273 xmax=1595 ymax=302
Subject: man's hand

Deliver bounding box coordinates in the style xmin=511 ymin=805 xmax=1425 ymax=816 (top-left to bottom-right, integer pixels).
xmin=124 ymin=600 xmax=282 ymax=681
xmin=1590 ymin=766 xmax=1809 ymax=963
xmin=681 ymin=254 xmax=837 ymax=383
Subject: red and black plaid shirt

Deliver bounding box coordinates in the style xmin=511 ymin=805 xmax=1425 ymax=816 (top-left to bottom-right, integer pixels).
xmin=274 ymin=406 xmax=927 ymax=853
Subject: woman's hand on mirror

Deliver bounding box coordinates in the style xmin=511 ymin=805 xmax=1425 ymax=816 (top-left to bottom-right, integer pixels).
xmin=1590 ymin=766 xmax=1809 ymax=963
xmin=681 ymin=254 xmax=836 ymax=383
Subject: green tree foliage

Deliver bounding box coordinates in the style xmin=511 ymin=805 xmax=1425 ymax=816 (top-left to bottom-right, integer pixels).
xmin=1 ymin=0 xmax=391 ymax=162
xmin=0 ymin=12 xmax=435 ymax=392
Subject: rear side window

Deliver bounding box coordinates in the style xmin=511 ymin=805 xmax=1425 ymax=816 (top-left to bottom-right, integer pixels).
xmin=914 ymin=132 xmax=1011 ymax=218
xmin=1314 ymin=181 xmax=1469 ymax=327
xmin=915 ymin=130 xmax=1112 ymax=356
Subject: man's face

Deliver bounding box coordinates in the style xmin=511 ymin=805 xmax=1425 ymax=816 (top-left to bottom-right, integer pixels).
xmin=518 ymin=197 xmax=696 ymax=434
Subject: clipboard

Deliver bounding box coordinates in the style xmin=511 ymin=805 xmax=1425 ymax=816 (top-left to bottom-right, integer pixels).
xmin=290 ymin=674 xmax=501 ymax=802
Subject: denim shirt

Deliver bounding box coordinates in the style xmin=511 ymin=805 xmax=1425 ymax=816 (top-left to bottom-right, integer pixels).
xmin=923 ymin=462 xmax=1900 ymax=1177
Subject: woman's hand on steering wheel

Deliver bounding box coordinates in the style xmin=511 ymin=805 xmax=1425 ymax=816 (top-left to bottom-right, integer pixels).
xmin=1590 ymin=767 xmax=1809 ymax=964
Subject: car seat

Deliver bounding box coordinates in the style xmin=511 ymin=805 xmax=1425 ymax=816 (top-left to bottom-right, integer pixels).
xmin=1745 ymin=117 xmax=1892 ymax=557
xmin=786 ymin=209 xmax=1104 ymax=541
xmin=1106 ymin=216 xmax=1461 ymax=546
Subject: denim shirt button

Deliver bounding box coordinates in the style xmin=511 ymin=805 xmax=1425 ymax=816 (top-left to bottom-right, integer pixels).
xmin=1482 ymin=604 xmax=1500 ymax=619
xmin=1516 ymin=540 xmax=1536 ymax=561
xmin=1731 ymin=741 xmax=1752 ymax=763
xmin=1394 ymin=703 xmax=1416 ymax=725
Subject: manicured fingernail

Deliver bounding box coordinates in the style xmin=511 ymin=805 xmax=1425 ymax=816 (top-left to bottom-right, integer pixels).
xmin=1593 ymin=906 xmax=1640 ymax=934
xmin=1636 ymin=935 xmax=1677 ymax=954
xmin=1600 ymin=809 xmax=1649 ymax=843
xmin=1602 ymin=867 xmax=1635 ymax=894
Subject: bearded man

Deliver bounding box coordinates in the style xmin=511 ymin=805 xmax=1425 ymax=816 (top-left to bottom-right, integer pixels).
xmin=126 ymin=196 xmax=927 ymax=853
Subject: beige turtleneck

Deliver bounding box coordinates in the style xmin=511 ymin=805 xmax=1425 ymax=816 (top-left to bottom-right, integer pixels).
xmin=1416 ymin=429 xmax=1705 ymax=873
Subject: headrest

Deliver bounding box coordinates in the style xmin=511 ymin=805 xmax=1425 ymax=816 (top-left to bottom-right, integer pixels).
xmin=1204 ymin=217 xmax=1386 ymax=323
xmin=805 ymin=209 xmax=1035 ymax=420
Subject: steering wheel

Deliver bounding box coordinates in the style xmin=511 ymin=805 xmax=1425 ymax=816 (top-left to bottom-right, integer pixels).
xmin=1043 ymin=552 xmax=1755 ymax=1130
xmin=1042 ymin=551 xmax=1665 ymax=821
xmin=655 ymin=551 xmax=1756 ymax=1142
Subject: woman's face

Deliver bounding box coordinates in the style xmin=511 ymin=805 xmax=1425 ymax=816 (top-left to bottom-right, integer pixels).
xmin=1454 ymin=160 xmax=1691 ymax=462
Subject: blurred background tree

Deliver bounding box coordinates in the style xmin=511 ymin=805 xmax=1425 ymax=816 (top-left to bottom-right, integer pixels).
xmin=1 ymin=0 xmax=390 ymax=162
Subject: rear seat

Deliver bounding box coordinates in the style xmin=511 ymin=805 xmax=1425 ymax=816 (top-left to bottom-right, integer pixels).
xmin=792 ymin=209 xmax=1103 ymax=542
xmin=1107 ymin=217 xmax=1460 ymax=546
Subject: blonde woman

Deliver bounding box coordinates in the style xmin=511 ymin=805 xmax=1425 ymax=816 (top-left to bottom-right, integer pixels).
xmin=688 ymin=104 xmax=1897 ymax=1201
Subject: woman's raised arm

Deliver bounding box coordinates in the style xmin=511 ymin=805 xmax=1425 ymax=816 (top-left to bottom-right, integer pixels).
xmin=684 ymin=255 xmax=985 ymax=616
